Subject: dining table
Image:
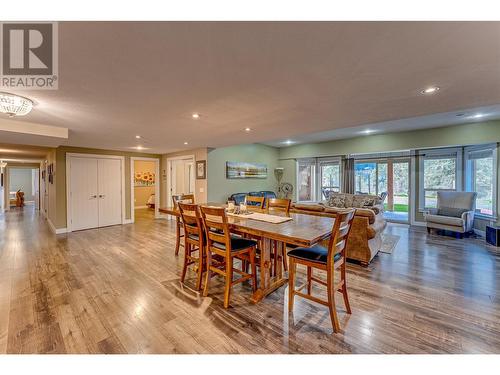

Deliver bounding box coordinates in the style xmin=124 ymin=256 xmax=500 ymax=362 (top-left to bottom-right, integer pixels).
xmin=159 ymin=203 xmax=335 ymax=303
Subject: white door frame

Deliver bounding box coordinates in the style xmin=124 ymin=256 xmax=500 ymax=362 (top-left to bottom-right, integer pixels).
xmin=166 ymin=155 xmax=195 ymax=216
xmin=66 ymin=153 xmax=126 ymax=232
xmin=130 ymin=156 xmax=160 ymax=222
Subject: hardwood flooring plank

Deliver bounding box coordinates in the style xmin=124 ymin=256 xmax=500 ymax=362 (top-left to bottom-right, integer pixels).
xmin=1 ymin=207 xmax=499 ymax=353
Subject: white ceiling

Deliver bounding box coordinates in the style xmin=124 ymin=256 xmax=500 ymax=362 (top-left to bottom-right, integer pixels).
xmin=1 ymin=21 xmax=500 ymax=153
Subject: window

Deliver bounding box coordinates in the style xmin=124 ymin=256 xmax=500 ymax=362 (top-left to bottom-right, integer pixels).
xmin=319 ymin=159 xmax=340 ymax=199
xmin=354 ymin=161 xmax=386 ymax=195
xmin=296 ymin=157 xmax=341 ymax=202
xmin=465 ymin=145 xmax=497 ymax=217
xmin=419 ymin=148 xmax=462 ymax=209
xmin=297 ymin=160 xmax=315 ymax=202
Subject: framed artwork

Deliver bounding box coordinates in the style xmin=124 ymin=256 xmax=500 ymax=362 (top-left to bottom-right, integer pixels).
xmin=134 ymin=171 xmax=155 ymax=187
xmin=48 ymin=163 xmax=54 ymax=184
xmin=226 ymin=161 xmax=267 ymax=179
xmin=196 ymin=160 xmax=206 ymax=179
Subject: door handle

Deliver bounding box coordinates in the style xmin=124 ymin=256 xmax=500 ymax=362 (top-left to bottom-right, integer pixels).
xmin=90 ymin=195 xmax=97 ymax=199
xmin=99 ymin=194 xmax=105 ymax=198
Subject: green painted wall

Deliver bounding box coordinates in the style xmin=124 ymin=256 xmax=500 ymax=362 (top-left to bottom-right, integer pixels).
xmin=207 ymin=144 xmax=280 ymax=202
xmin=279 ymin=121 xmax=500 ymax=160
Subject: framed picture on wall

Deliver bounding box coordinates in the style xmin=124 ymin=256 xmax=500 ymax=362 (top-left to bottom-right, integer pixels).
xmin=226 ymin=161 xmax=267 ymax=179
xmin=196 ymin=160 xmax=206 ymax=179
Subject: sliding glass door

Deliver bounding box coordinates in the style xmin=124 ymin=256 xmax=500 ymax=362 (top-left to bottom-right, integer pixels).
xmin=355 ymin=158 xmax=410 ymax=223
xmin=319 ymin=159 xmax=341 ymax=199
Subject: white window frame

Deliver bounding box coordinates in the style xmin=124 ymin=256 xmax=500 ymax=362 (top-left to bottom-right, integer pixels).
xmin=317 ymin=157 xmax=342 ymax=201
xmin=464 ymin=144 xmax=497 ymax=219
xmin=296 ymin=157 xmax=342 ymax=202
xmin=418 ymin=147 xmax=462 ymax=210
xmin=296 ymin=158 xmax=316 ymax=202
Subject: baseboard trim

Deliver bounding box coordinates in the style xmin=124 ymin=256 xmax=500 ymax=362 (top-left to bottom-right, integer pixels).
xmin=410 ymin=221 xmax=426 ymax=227
xmin=123 ymin=219 xmax=134 ymax=224
xmin=47 ymin=218 xmax=67 ymax=234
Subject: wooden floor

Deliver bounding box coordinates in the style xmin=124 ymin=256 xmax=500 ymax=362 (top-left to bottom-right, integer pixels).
xmin=1 ymin=206 xmax=499 ymax=354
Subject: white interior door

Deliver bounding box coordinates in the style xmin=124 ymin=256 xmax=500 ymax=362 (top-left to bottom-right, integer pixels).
xmin=97 ymin=158 xmax=122 ymax=227
xmin=171 ymin=159 xmax=195 ymax=196
xmin=70 ymin=157 xmax=99 ymax=231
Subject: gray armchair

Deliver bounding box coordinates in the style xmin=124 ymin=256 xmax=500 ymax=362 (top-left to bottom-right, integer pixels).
xmin=424 ymin=191 xmax=477 ymax=236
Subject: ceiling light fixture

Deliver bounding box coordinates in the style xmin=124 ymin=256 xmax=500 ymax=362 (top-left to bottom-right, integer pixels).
xmin=283 ymin=140 xmax=295 ymax=145
xmin=192 ymin=113 xmax=200 ymax=119
xmin=245 ymin=127 xmax=251 ymax=132
xmin=363 ymin=129 xmax=375 ymax=134
xmin=135 ymin=135 xmax=142 ymax=139
xmin=0 ymin=92 xmax=34 ymax=117
xmin=184 ymin=142 xmax=188 ymax=145
xmin=134 ymin=146 xmax=145 ymax=150
xmin=421 ymin=86 xmax=440 ymax=95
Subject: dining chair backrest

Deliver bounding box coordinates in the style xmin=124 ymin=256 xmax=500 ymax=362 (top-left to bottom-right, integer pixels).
xmin=172 ymin=193 xmax=195 ymax=209
xmin=266 ymin=198 xmax=291 ymax=215
xmin=245 ymin=195 xmax=265 ymax=209
xmin=327 ymin=209 xmax=355 ymax=265
xmin=178 ymin=203 xmax=204 ymax=245
xmin=199 ymin=206 xmax=232 ymax=255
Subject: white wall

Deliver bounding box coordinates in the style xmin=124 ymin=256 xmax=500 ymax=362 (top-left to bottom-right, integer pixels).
xmin=9 ymin=168 xmax=35 ymax=201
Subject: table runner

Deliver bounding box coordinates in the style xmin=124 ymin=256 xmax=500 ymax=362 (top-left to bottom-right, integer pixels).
xmin=227 ymin=211 xmax=293 ymax=224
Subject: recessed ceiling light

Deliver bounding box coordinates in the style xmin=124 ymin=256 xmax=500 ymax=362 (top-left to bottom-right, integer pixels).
xmin=421 ymin=86 xmax=440 ymax=95
xmin=135 ymin=146 xmax=145 ymax=150
xmin=362 ymin=129 xmax=375 ymax=134
xmin=245 ymin=127 xmax=251 ymax=132
xmin=135 ymin=135 xmax=142 ymax=139
xmin=184 ymin=142 xmax=188 ymax=145
xmin=283 ymin=140 xmax=295 ymax=145
xmin=192 ymin=113 xmax=200 ymax=119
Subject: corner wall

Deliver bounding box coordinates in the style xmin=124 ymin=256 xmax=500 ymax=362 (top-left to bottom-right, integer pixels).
xmin=161 ymin=148 xmax=208 ymax=206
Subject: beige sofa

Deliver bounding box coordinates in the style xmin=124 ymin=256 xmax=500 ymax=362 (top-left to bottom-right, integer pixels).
xmin=290 ymin=194 xmax=387 ymax=266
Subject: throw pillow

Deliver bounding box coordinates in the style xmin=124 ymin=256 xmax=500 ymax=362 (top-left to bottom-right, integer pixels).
xmin=437 ymin=207 xmax=468 ymax=218
xmin=344 ymin=193 xmax=354 ymax=207
xmin=328 ymin=193 xmax=346 ymax=208
xmin=352 ymin=195 xmax=373 ymax=208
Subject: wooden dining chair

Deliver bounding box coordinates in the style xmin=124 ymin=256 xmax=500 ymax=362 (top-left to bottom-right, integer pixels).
xmin=265 ymin=198 xmax=292 ymax=274
xmin=266 ymin=198 xmax=291 ymax=214
xmin=245 ymin=195 xmax=265 ymax=209
xmin=178 ymin=202 xmax=205 ymax=291
xmin=172 ymin=194 xmax=195 ymax=255
xmin=287 ymin=209 xmax=355 ymax=332
xmin=200 ymin=206 xmax=258 ymax=308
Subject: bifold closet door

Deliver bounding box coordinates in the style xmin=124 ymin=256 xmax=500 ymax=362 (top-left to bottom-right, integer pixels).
xmin=97 ymin=158 xmax=122 ymax=227
xmin=69 ymin=157 xmax=99 ymax=231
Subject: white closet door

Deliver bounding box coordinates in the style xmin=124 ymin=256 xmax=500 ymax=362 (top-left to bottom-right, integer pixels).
xmin=97 ymin=158 xmax=122 ymax=227
xmin=70 ymin=157 xmax=99 ymax=231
